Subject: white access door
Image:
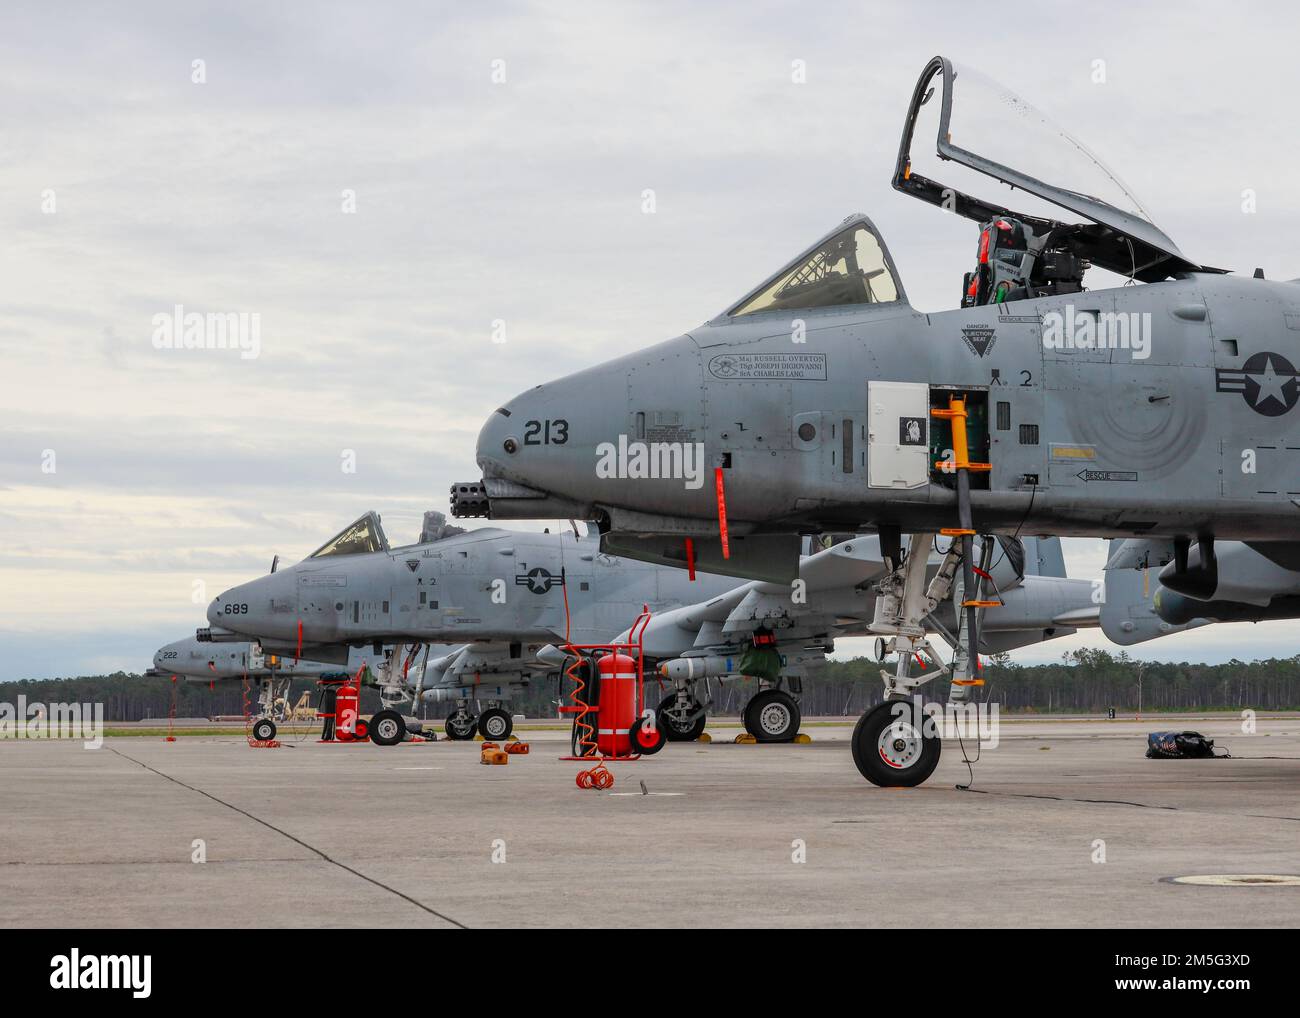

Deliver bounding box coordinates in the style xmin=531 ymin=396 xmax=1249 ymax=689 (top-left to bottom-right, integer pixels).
xmin=867 ymin=381 xmax=930 ymax=488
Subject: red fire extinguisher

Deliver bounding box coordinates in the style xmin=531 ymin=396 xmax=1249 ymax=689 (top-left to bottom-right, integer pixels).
xmin=596 ymin=652 xmax=665 ymax=757
xmin=595 ymin=653 xmax=635 ymax=756
xmin=336 ymin=680 xmax=361 ymax=741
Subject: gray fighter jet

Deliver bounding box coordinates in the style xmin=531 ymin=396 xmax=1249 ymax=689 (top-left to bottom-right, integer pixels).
xmin=451 ymin=55 xmax=1300 ymax=783
xmin=148 ymin=634 xmax=367 ymax=683
xmin=204 ymin=512 xmax=741 ymax=744
xmin=148 ymin=634 xmax=389 ymax=740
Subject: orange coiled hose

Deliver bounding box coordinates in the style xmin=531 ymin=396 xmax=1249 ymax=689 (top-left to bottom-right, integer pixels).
xmin=565 ymin=653 xmax=599 ymax=759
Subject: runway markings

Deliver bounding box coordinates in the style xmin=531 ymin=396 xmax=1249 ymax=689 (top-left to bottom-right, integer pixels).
xmin=106 ymin=747 xmax=467 ymax=929
xmin=1164 ymin=873 xmax=1300 ymax=886
xmin=607 ymin=791 xmax=685 ymax=797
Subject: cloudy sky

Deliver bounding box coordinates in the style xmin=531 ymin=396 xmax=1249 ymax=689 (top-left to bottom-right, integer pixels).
xmin=4 ymin=1 xmax=1300 ymax=680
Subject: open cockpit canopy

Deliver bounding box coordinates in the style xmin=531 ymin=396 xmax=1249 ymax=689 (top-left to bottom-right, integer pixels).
xmin=307 ymin=512 xmax=390 ymax=560
xmin=723 ymin=214 xmax=905 ymax=318
xmin=893 ymin=56 xmax=1217 ymax=283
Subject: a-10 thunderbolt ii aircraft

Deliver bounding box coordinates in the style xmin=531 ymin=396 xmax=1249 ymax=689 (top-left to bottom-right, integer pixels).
xmin=149 ymin=633 xmax=386 ymax=740
xmin=197 ymin=511 xmax=595 ymax=743
xmin=148 ymin=633 xmax=358 ymax=684
xmin=204 ymin=511 xmax=744 ymax=745
xmin=153 ymin=630 xmax=515 ymax=743
xmin=451 ymin=55 xmax=1300 ymax=784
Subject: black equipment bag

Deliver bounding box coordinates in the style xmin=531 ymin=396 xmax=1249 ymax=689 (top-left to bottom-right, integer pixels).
xmin=1146 ymin=730 xmax=1217 ymax=759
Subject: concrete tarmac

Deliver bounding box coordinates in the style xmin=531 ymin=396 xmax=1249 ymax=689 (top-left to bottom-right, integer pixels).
xmin=2 ymin=714 xmax=1298 ymax=928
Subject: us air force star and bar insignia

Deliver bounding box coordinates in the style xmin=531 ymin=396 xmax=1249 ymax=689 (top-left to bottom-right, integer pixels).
xmin=1215 ymin=351 xmax=1300 ymax=417
xmin=516 ymin=567 xmax=559 ymax=594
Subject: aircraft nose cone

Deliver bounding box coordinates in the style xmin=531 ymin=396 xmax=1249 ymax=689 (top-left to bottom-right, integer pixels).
xmin=461 ymin=388 xmax=596 ymax=519
xmin=464 ymin=334 xmax=707 ymax=522
xmin=208 ymin=571 xmax=298 ymax=639
xmin=475 ymin=393 xmax=563 ymax=484
xmin=206 ymin=592 xmax=229 ymax=628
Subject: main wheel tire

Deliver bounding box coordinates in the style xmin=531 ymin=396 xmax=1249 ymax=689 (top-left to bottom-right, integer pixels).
xmin=251 ymin=718 xmax=276 ymax=742
xmin=850 ymin=699 xmax=942 ymax=787
xmin=478 ymin=707 xmax=513 ymax=741
xmin=369 ymin=709 xmax=406 ymax=746
xmin=629 ymin=715 xmax=667 ymax=755
xmin=444 ymin=712 xmax=477 ymax=740
xmin=657 ymin=692 xmax=706 ymax=741
xmin=742 ymin=690 xmax=801 ymax=743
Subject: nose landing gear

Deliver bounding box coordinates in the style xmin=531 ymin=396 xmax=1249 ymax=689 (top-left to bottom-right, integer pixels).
xmin=369 ymin=709 xmax=407 ymax=746
xmin=854 ymin=395 xmax=994 ymax=786
xmin=850 ymin=699 xmax=941 ymax=787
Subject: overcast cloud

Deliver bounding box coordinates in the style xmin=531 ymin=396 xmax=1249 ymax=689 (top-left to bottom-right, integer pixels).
xmin=4 ymin=1 xmax=1300 ymax=679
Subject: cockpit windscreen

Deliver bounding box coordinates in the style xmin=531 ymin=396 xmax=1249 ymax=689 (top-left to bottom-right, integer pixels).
xmin=308 ymin=513 xmax=389 ymax=559
xmin=730 ymin=223 xmax=899 ymax=317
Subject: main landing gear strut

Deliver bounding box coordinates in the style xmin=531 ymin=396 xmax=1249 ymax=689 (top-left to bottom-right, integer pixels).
xmin=854 ymin=396 xmax=997 ymax=787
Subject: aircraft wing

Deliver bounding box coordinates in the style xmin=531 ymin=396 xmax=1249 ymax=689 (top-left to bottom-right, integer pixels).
xmin=629 ymin=539 xmax=896 ymax=658
xmin=421 ymin=642 xmax=551 ymax=691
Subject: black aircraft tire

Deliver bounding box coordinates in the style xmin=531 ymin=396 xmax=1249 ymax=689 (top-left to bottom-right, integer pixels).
xmin=444 ymin=713 xmax=477 ymax=740
xmin=850 ymin=700 xmax=942 ymax=787
xmin=742 ymin=690 xmax=801 ymax=743
xmin=369 ymin=709 xmax=406 ymax=747
xmin=656 ymin=693 xmax=706 ymax=742
xmin=478 ymin=707 xmax=513 ymax=741
xmin=251 ymin=718 xmax=277 ymax=742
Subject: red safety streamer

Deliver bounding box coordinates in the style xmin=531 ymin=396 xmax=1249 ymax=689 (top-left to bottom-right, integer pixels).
xmin=714 ymin=468 xmax=730 ymax=560
xmin=166 ymin=675 xmax=178 ymax=742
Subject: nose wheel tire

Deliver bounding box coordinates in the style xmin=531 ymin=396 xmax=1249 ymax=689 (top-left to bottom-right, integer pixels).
xmin=851 ymin=699 xmax=942 ymax=787
xmin=742 ymin=689 xmax=801 ymax=743
xmin=657 ymin=693 xmax=706 ymax=741
xmin=444 ymin=711 xmax=478 ymax=740
xmin=251 ymin=718 xmax=277 ymax=742
xmin=369 ymin=709 xmax=406 ymax=746
xmin=477 ymin=707 xmax=513 ymax=741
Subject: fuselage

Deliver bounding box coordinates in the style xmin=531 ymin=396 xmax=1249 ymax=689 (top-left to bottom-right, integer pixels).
xmin=208 ymin=527 xmax=740 ymax=649
xmin=469 ymin=271 xmax=1300 ymax=545
xmin=149 ymin=635 xmax=367 ymax=682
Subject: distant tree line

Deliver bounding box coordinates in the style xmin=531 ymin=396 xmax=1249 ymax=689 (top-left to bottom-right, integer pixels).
xmin=4 ymin=650 xmax=1299 ymax=724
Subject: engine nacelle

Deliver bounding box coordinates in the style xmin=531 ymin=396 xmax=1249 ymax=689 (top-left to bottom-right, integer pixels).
xmin=1158 ymin=538 xmax=1218 ymax=599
